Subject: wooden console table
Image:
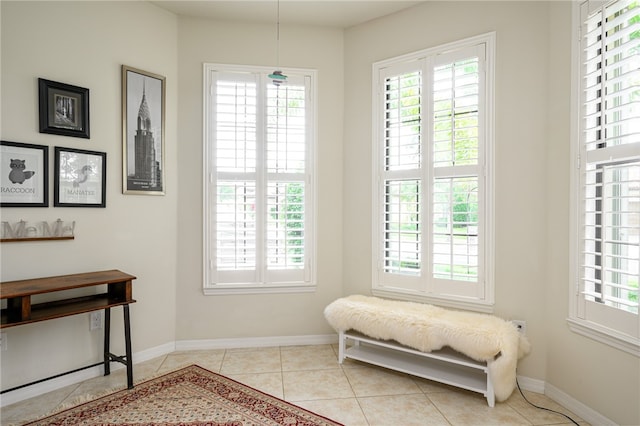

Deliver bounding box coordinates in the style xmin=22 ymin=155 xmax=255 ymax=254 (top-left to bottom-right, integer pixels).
xmin=0 ymin=270 xmax=137 ymax=393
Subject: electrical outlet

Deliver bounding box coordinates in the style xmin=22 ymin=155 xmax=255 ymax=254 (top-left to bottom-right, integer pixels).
xmin=90 ymin=312 xmax=102 ymax=330
xmin=0 ymin=332 xmax=7 ymax=351
xmin=512 ymin=320 xmax=526 ymax=334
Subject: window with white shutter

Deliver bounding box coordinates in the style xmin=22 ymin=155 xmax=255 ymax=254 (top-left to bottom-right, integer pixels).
xmin=203 ymin=64 xmax=316 ymax=294
xmin=372 ymin=33 xmax=495 ymax=311
xmin=570 ymin=0 xmax=640 ymax=354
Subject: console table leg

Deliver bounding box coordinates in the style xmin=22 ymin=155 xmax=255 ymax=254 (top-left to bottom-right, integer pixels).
xmin=123 ymin=305 xmax=133 ymax=389
xmin=103 ymin=308 xmax=111 ymax=376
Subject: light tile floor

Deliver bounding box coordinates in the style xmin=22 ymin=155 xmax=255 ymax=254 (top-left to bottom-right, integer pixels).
xmin=1 ymin=344 xmax=588 ymax=426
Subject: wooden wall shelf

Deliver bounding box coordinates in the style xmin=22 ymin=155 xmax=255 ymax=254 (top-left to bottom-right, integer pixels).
xmin=1 ymin=236 xmax=74 ymax=243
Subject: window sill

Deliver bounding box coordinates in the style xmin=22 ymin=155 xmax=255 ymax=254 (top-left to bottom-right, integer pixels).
xmin=567 ymin=317 xmax=640 ymax=357
xmin=372 ymin=288 xmax=494 ymax=314
xmin=204 ymin=284 xmax=316 ymax=296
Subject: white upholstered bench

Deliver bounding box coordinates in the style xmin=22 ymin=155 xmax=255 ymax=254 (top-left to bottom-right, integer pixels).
xmin=325 ymin=295 xmax=530 ymax=406
xmin=338 ymin=330 xmax=495 ymax=406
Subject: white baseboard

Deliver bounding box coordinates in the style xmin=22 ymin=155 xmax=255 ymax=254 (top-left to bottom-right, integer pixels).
xmin=516 ymin=374 xmax=546 ymax=393
xmin=514 ymin=375 xmax=617 ymax=425
xmin=0 ymin=341 xmax=176 ymax=408
xmin=0 ymin=365 xmax=104 ymax=408
xmin=545 ymin=382 xmax=616 ymax=426
xmin=132 ymin=341 xmax=176 ymax=364
xmin=175 ymin=334 xmax=338 ymax=351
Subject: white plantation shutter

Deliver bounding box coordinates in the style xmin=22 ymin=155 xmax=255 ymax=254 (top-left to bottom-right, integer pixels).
xmin=381 ymin=67 xmax=423 ymax=285
xmin=573 ymin=0 xmax=640 ymax=346
xmin=266 ymin=181 xmax=305 ymax=269
xmin=432 ymin=177 xmax=479 ymax=282
xmin=216 ymin=180 xmax=257 ymax=272
xmin=266 ymin=84 xmax=306 ymax=174
xmin=204 ymin=65 xmax=316 ymax=293
xmin=430 ymin=47 xmax=484 ymax=297
xmin=432 ymin=54 xmax=481 ymax=168
xmin=384 ymin=70 xmax=422 ymax=172
xmin=215 ymin=74 xmax=258 ymax=283
xmin=265 ymin=83 xmax=307 ymax=280
xmin=384 ymin=179 xmax=422 ymax=277
xmin=373 ymin=34 xmax=494 ymax=310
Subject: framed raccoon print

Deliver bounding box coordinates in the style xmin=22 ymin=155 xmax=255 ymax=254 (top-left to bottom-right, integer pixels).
xmin=0 ymin=141 xmax=49 ymax=207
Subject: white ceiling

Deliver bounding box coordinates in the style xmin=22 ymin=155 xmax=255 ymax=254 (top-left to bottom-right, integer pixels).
xmin=150 ymin=1 xmax=425 ymax=28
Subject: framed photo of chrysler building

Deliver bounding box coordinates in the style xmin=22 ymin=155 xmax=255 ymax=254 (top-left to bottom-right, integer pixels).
xmin=122 ymin=65 xmax=165 ymax=195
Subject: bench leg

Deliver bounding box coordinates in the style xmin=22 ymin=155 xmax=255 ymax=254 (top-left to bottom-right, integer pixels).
xmin=486 ymin=368 xmax=495 ymax=407
xmin=338 ymin=331 xmax=345 ymax=363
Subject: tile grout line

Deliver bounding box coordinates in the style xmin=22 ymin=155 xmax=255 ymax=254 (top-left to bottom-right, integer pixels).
xmin=278 ymin=346 xmax=286 ymax=401
xmin=335 ymin=349 xmax=370 ymax=426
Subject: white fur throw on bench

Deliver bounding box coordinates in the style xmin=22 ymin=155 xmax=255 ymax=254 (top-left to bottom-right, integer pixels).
xmin=324 ymin=295 xmax=531 ymax=402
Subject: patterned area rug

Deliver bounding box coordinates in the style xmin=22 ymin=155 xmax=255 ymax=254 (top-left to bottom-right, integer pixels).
xmin=25 ymin=365 xmax=343 ymax=425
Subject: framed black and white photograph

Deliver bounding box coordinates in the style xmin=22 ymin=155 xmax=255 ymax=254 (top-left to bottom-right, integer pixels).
xmin=0 ymin=140 xmax=49 ymax=207
xmin=54 ymin=147 xmax=106 ymax=207
xmin=39 ymin=78 xmax=90 ymax=139
xmin=122 ymin=65 xmax=165 ymax=195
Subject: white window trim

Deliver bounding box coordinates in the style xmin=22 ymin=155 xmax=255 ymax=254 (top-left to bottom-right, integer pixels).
xmin=568 ymin=1 xmax=640 ymax=357
xmin=371 ymin=32 xmax=496 ymax=313
xmin=202 ymin=63 xmax=318 ymax=295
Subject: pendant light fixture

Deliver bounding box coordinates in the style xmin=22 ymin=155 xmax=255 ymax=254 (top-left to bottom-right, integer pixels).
xmin=268 ymin=0 xmax=287 ymax=86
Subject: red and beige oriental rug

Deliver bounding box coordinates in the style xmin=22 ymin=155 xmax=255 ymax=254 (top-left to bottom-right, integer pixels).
xmin=25 ymin=365 xmax=342 ymax=426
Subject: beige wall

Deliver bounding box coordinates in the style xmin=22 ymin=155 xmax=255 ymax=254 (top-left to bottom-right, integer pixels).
xmin=0 ymin=1 xmax=178 ymax=389
xmin=343 ymin=0 xmax=550 ymax=380
xmin=343 ymin=2 xmax=638 ymax=424
xmin=173 ymin=17 xmax=344 ymax=339
xmin=544 ymin=3 xmax=640 ymax=425
xmin=1 ymin=1 xmax=638 ymax=424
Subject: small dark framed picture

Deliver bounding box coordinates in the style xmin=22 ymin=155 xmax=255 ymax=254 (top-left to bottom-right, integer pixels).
xmin=54 ymin=147 xmax=106 ymax=207
xmin=39 ymin=78 xmax=90 ymax=139
xmin=0 ymin=140 xmax=49 ymax=207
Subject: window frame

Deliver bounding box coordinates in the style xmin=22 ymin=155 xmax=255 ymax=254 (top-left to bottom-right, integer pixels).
xmin=203 ymin=63 xmax=318 ymax=295
xmin=371 ymin=33 xmax=496 ymax=313
xmin=568 ymin=0 xmax=640 ymax=356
